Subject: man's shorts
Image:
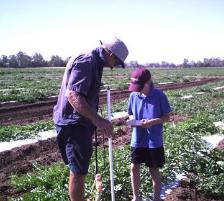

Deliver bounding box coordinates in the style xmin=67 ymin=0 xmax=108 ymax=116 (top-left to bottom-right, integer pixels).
xmin=131 ymin=146 xmax=165 ymax=168
xmin=56 ymin=124 xmax=94 ymax=175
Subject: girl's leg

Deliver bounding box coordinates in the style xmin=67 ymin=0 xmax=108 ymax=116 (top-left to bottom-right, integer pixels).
xmin=131 ymin=163 xmax=141 ymax=201
xmin=149 ymin=167 xmax=161 ymax=201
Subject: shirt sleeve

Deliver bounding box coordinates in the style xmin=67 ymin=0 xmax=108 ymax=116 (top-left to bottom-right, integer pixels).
xmin=160 ymin=92 xmax=172 ymax=115
xmin=128 ymin=93 xmax=133 ymax=115
xmin=67 ymin=61 xmax=92 ymax=96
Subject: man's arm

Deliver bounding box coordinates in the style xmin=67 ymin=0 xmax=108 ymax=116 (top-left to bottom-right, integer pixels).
xmin=65 ymin=89 xmax=113 ymax=137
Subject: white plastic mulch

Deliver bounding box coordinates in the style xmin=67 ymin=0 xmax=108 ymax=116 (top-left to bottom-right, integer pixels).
xmin=213 ymin=121 xmax=224 ymax=130
xmin=160 ymin=174 xmax=186 ymax=200
xmin=0 ymin=112 xmax=129 ymax=153
xmin=200 ymin=121 xmax=224 ymax=150
xmin=180 ymin=91 xmax=205 ymax=100
xmin=180 ymin=95 xmax=193 ymax=100
xmin=179 ymin=87 xmax=224 ymax=100
xmin=0 ymin=130 xmax=56 ymax=153
xmin=142 ymin=174 xmax=186 ymax=201
xmin=158 ymin=82 xmax=174 ymax=85
xmin=0 ymin=88 xmax=25 ymax=92
xmin=213 ymin=86 xmax=224 ymax=91
xmin=195 ymin=92 xmax=205 ymax=95
xmin=0 ymin=100 xmax=18 ymax=105
xmin=202 ymin=134 xmax=224 ymax=149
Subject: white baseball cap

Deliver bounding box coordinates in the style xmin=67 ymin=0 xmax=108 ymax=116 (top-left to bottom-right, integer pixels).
xmin=101 ymin=38 xmax=129 ymax=67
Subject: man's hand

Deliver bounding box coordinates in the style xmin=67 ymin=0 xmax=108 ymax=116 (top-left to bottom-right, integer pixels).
xmin=94 ymin=116 xmax=113 ymax=138
xmin=66 ymin=89 xmax=113 ymax=138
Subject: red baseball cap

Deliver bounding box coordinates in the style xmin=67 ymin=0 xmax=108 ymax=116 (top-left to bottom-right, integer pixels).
xmin=129 ymin=67 xmax=151 ymax=92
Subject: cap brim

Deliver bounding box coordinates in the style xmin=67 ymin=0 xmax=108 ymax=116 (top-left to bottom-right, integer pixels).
xmin=128 ymin=83 xmax=142 ymax=92
xmin=115 ymin=57 xmax=125 ymax=68
xmin=114 ymin=61 xmax=125 ymax=68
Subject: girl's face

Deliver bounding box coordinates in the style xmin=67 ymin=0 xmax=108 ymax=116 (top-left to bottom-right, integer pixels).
xmin=141 ymin=79 xmax=152 ymax=95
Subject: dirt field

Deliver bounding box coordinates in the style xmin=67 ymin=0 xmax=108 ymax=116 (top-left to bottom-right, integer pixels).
xmin=0 ymin=77 xmax=224 ymax=201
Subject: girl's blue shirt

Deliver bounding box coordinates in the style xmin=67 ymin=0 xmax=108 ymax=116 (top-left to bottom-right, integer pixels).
xmin=128 ymin=87 xmax=172 ymax=148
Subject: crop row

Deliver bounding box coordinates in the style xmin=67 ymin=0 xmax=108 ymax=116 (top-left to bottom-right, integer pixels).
xmin=1 ymin=67 xmax=224 ymax=103
xmin=1 ymin=80 xmax=223 ymax=142
xmin=0 ymin=73 xmax=223 ymax=200
xmin=9 ymin=115 xmax=224 ymax=200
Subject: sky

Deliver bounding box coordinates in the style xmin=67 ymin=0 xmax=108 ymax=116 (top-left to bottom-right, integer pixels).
xmin=1 ymin=0 xmax=224 ymax=64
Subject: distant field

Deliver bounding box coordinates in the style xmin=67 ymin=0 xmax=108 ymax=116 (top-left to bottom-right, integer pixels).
xmin=0 ymin=67 xmax=224 ymax=103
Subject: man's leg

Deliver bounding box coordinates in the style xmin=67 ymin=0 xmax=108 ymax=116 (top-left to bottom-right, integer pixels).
xmin=69 ymin=171 xmax=85 ymax=201
xmin=131 ymin=163 xmax=141 ymax=201
xmin=149 ymin=167 xmax=161 ymax=201
xmin=64 ymin=124 xmax=93 ymax=201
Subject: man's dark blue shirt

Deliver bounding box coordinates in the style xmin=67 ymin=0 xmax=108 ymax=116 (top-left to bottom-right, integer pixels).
xmin=53 ymin=47 xmax=105 ymax=130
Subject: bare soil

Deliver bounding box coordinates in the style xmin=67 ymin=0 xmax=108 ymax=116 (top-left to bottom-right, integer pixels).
xmin=0 ymin=77 xmax=224 ymax=200
xmin=1 ymin=77 xmax=224 ymax=126
xmin=0 ymin=117 xmax=223 ymax=201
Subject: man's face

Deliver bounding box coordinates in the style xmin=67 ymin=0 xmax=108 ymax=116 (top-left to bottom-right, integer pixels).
xmin=105 ymin=51 xmax=122 ymax=69
xmin=112 ymin=54 xmax=122 ymax=67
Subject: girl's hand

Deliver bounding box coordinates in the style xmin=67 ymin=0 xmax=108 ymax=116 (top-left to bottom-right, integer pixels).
xmin=141 ymin=119 xmax=154 ymax=128
xmin=141 ymin=118 xmax=163 ymax=128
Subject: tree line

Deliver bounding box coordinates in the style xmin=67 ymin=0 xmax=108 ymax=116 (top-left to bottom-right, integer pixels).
xmin=130 ymin=58 xmax=224 ymax=68
xmin=0 ymin=52 xmax=67 ymax=68
xmin=0 ymin=51 xmax=224 ymax=68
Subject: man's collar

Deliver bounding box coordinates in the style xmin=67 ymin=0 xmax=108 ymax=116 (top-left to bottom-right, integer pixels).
xmin=95 ymin=47 xmax=106 ymax=67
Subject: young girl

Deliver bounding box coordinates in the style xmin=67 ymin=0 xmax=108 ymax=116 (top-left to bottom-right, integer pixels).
xmin=128 ymin=67 xmax=172 ymax=201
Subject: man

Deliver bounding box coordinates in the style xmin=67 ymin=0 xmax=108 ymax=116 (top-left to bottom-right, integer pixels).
xmin=53 ymin=38 xmax=129 ymax=201
xmin=128 ymin=67 xmax=172 ymax=201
